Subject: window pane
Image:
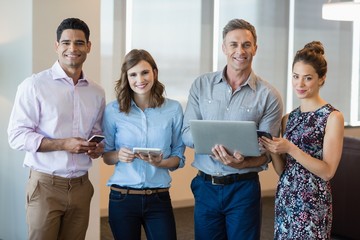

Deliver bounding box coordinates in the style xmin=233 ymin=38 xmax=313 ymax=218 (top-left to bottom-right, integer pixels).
xmin=218 ymin=0 xmax=289 ymax=107
xmin=132 ymin=0 xmax=203 ymax=105
xmin=293 ymin=0 xmax=352 ymax=122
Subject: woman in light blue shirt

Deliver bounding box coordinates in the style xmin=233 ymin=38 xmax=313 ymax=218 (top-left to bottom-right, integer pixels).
xmin=102 ymin=49 xmax=185 ymax=240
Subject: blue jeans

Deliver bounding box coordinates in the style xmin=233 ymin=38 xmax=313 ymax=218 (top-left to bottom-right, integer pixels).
xmin=191 ymin=174 xmax=261 ymax=240
xmin=108 ymin=187 xmax=177 ymax=240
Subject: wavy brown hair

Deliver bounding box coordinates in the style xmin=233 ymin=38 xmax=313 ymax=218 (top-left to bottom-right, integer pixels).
xmin=115 ymin=49 xmax=165 ymax=113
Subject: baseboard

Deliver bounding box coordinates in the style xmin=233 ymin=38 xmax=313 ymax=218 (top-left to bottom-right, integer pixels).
xmin=172 ymin=198 xmax=195 ymax=209
xmin=262 ymin=189 xmax=276 ymax=197
xmin=100 ymin=208 xmax=108 ymax=217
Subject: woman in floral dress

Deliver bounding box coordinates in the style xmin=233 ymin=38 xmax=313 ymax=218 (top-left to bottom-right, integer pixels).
xmin=260 ymin=41 xmax=344 ymax=239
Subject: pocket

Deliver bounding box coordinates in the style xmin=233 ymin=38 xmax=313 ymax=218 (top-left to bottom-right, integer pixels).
xmin=190 ymin=176 xmax=200 ymax=197
xmin=234 ymin=106 xmax=259 ymax=121
xmin=88 ymin=180 xmax=94 ymax=198
xmin=155 ymin=191 xmax=171 ymax=203
xmin=109 ymin=190 xmax=127 ymax=202
xmin=26 ymin=178 xmax=40 ymax=205
xmin=199 ymin=99 xmax=222 ymax=119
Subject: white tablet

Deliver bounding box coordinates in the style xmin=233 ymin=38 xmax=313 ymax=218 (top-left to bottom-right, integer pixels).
xmin=189 ymin=120 xmax=261 ymax=157
xmin=133 ymin=147 xmax=162 ymax=156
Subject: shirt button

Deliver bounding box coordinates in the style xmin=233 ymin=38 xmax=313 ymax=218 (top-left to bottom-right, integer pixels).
xmin=208 ymin=100 xmax=211 ymax=104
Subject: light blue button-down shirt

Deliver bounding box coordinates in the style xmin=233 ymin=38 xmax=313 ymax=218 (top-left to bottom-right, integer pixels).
xmin=102 ymin=98 xmax=185 ymax=188
xmin=182 ymin=68 xmax=283 ymax=176
xmin=7 ymin=61 xmax=106 ymax=177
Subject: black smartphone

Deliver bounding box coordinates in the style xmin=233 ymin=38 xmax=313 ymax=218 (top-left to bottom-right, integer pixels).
xmin=256 ymin=130 xmax=273 ymax=139
xmin=88 ymin=135 xmax=105 ymax=143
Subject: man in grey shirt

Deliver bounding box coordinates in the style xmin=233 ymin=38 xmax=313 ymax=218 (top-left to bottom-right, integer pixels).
xmin=181 ymin=19 xmax=283 ymax=240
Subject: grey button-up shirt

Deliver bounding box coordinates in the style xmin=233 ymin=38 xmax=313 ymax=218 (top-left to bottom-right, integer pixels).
xmin=182 ymin=68 xmax=283 ymax=175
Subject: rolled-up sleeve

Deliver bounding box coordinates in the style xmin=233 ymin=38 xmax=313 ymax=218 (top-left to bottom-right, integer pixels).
xmin=170 ymin=103 xmax=186 ymax=170
xmin=8 ymin=79 xmax=44 ymax=153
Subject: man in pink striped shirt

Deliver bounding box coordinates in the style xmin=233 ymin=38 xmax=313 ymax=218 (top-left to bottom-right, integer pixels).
xmin=7 ymin=18 xmax=105 ymax=240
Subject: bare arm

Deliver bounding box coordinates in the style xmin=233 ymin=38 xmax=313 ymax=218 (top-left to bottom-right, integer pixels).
xmin=287 ymin=111 xmax=344 ymax=180
xmin=270 ymin=114 xmax=288 ymax=176
xmin=102 ymin=151 xmax=120 ymax=165
xmin=136 ymin=154 xmax=180 ymax=169
xmin=38 ymin=137 xmax=103 ymax=159
xmin=261 ymin=111 xmax=344 ymax=181
xmin=102 ymin=147 xmax=135 ymax=165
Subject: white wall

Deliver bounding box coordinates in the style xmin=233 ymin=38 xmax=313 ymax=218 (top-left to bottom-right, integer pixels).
xmin=0 ymin=0 xmax=32 ymax=239
xmin=0 ymin=0 xmax=101 ymax=239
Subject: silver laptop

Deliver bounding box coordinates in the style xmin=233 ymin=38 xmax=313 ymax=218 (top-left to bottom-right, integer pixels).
xmin=189 ymin=120 xmax=261 ymax=157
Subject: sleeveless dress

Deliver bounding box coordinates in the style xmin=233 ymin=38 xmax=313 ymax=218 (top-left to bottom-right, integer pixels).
xmin=274 ymin=104 xmax=337 ymax=240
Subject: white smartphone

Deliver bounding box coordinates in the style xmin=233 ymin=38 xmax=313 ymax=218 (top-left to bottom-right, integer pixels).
xmin=88 ymin=135 xmax=105 ymax=143
xmin=133 ymin=147 xmax=162 ymax=156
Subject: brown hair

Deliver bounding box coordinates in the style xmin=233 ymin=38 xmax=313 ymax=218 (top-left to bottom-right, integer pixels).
xmin=222 ymin=19 xmax=257 ymax=45
xmin=115 ymin=49 xmax=165 ymax=113
xmin=293 ymin=41 xmax=327 ymax=81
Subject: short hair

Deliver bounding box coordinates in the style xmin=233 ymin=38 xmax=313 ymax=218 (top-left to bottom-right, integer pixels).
xmin=115 ymin=49 xmax=165 ymax=113
xmin=292 ymin=41 xmax=327 ymax=80
xmin=222 ymin=19 xmax=257 ymax=45
xmin=56 ymin=18 xmax=90 ymax=42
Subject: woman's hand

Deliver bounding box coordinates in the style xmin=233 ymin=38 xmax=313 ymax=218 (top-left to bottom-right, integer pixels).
xmin=136 ymin=153 xmax=163 ymax=167
xmin=117 ymin=147 xmax=136 ymax=163
xmin=259 ymin=136 xmax=293 ymax=154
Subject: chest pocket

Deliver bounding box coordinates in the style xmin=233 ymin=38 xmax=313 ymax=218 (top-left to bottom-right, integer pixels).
xmin=231 ymin=105 xmax=260 ymax=122
xmin=199 ymin=99 xmax=223 ymax=120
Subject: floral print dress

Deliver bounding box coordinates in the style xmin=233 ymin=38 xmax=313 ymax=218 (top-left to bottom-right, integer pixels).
xmin=274 ymin=104 xmax=337 ymax=240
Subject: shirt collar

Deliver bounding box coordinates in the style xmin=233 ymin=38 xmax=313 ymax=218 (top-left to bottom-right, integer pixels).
xmin=51 ymin=61 xmax=89 ymax=85
xmin=219 ymin=66 xmax=257 ymax=91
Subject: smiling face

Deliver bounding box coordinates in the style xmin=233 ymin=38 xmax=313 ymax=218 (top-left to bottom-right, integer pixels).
xmin=55 ymin=29 xmax=91 ymax=76
xmin=127 ymin=60 xmax=156 ymax=97
xmin=222 ymin=29 xmax=257 ymax=72
xmin=292 ymin=61 xmax=325 ymax=99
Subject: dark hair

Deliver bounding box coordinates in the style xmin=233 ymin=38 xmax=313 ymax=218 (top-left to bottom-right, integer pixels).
xmin=115 ymin=49 xmax=165 ymax=113
xmin=56 ymin=18 xmax=90 ymax=42
xmin=222 ymin=19 xmax=257 ymax=45
xmin=293 ymin=41 xmax=327 ymax=80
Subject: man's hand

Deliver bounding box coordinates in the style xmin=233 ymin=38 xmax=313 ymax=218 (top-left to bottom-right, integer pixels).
xmin=38 ymin=137 xmax=99 ymax=154
xmin=212 ymin=144 xmax=268 ymax=169
xmin=87 ymin=142 xmax=104 ymax=159
xmin=212 ymin=144 xmax=246 ymax=168
xmin=62 ymin=137 xmax=94 ymax=153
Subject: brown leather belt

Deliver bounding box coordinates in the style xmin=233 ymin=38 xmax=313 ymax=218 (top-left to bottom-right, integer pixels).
xmin=198 ymin=170 xmax=258 ymax=185
xmin=110 ymin=186 xmax=169 ymax=195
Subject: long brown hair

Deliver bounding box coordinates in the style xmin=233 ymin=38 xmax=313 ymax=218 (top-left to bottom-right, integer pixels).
xmin=115 ymin=49 xmax=165 ymax=113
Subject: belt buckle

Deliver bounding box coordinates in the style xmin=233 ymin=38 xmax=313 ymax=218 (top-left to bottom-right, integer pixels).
xmin=145 ymin=189 xmax=153 ymax=195
xmin=211 ymin=176 xmax=224 ymax=186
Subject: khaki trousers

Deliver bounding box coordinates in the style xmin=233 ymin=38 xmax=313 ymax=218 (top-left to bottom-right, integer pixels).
xmin=26 ymin=170 xmax=94 ymax=240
